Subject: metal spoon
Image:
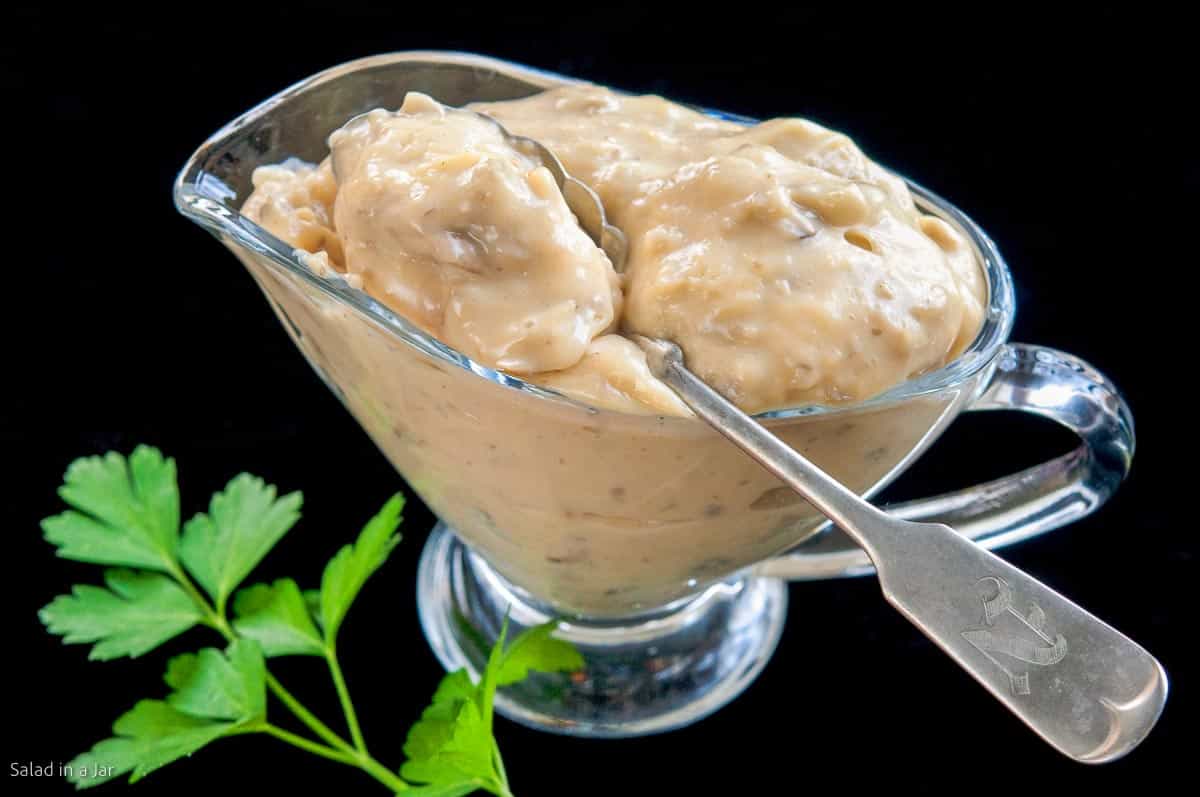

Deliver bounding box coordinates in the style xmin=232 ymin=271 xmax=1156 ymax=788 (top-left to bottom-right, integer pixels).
xmin=632 ymin=335 xmax=1166 ymax=763
xmin=475 ymin=110 xmax=1168 ymax=761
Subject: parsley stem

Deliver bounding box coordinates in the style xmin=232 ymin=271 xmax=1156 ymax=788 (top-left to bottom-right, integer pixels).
xmin=268 ymin=667 xmax=406 ymax=791
xmin=167 ymin=562 xmax=224 ymax=632
xmin=326 ymin=645 xmax=368 ymax=754
xmin=355 ymin=751 xmax=410 ymax=792
xmin=265 ymin=672 xmax=356 ymax=755
xmin=492 ymin=737 xmax=510 ymax=791
xmin=261 ymin=723 xmax=356 ymax=766
xmin=166 ymin=561 xmax=361 ymax=760
xmin=259 ymin=725 xmax=407 ymax=791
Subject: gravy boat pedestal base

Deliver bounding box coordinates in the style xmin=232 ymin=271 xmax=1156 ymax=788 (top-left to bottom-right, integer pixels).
xmin=417 ymin=523 xmax=788 ymax=737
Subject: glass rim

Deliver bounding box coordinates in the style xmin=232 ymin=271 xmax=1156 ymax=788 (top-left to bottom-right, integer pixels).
xmin=174 ymin=51 xmax=1015 ymax=421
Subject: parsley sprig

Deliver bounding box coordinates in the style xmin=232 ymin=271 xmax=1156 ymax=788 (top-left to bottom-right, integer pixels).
xmin=39 ymin=446 xmax=583 ymax=794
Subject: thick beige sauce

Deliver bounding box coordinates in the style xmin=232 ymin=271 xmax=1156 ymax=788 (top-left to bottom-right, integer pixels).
xmin=247 ymin=93 xmax=622 ymax=375
xmin=477 ymin=88 xmax=984 ymax=411
xmin=246 ymin=85 xmax=983 ymax=415
xmin=239 ymin=85 xmax=987 ymax=616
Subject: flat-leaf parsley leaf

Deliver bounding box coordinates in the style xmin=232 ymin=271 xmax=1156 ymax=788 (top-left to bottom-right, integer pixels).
xmin=402 ymin=619 xmax=583 ymax=797
xmin=42 ymin=446 xmax=181 ymax=572
xmin=40 ymin=447 xmax=583 ymax=795
xmin=319 ymin=494 xmax=404 ymax=643
xmin=180 ymin=473 xmax=302 ymax=612
xmin=68 ymin=639 xmax=267 ymax=788
xmin=38 ymin=569 xmax=202 ymax=660
xmin=232 ymin=578 xmax=324 ymax=657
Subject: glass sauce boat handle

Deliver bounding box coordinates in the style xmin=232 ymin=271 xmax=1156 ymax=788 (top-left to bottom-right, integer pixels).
xmin=754 ymin=342 xmax=1135 ymax=581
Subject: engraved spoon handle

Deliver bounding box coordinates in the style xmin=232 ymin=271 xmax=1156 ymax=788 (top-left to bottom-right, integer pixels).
xmin=635 ymin=335 xmax=1167 ymax=763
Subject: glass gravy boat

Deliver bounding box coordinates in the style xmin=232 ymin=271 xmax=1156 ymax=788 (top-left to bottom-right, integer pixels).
xmin=175 ymin=51 xmax=1134 ymax=737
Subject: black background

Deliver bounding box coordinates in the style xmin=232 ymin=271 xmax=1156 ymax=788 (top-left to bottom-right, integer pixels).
xmin=3 ymin=4 xmax=1193 ymax=795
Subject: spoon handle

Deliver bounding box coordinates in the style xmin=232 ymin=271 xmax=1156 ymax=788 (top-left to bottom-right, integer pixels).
xmin=636 ymin=336 xmax=1167 ymax=762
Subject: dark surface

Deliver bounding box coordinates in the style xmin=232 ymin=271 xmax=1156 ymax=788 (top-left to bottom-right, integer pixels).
xmin=2 ymin=4 xmax=1192 ymax=794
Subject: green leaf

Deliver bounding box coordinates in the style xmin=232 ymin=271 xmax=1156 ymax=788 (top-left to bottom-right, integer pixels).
xmin=402 ymin=665 xmax=496 ymax=790
xmin=232 ymin=578 xmax=324 ymax=657
xmin=164 ymin=639 xmax=267 ymax=722
xmin=38 ymin=569 xmax=202 ymax=660
xmin=67 ymin=700 xmax=230 ymax=788
xmin=496 ymin=621 xmax=584 ymax=686
xmin=43 ymin=446 xmax=181 ymax=571
xmin=432 ymin=669 xmax=477 ymax=705
xmin=402 ymin=696 xmax=462 ymax=767
xmin=400 ymin=698 xmax=496 ymax=790
xmin=302 ymin=588 xmax=322 ymax=626
xmin=319 ymin=494 xmax=404 ymax=641
xmin=69 ymin=640 xmax=267 ymax=788
xmin=179 ymin=473 xmax=302 ymax=608
xmin=400 ymin=620 xmax=583 ymax=796
xmin=404 ymin=670 xmax=475 ymax=763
